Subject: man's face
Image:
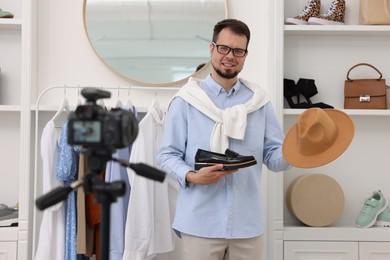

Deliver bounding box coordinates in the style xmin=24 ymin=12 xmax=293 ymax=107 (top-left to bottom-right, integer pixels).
xmin=210 ymin=28 xmax=248 ymax=80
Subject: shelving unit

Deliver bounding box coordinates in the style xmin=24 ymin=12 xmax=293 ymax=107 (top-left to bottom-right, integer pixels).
xmin=0 ymin=13 xmax=21 ymax=260
xmin=274 ymin=0 xmax=390 ymax=258
xmin=0 ymin=0 xmax=33 ymax=258
xmin=0 ymin=227 xmax=17 ymax=260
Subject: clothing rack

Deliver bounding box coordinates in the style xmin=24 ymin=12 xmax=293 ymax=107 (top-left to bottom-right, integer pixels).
xmin=32 ymin=84 xmax=180 ymax=256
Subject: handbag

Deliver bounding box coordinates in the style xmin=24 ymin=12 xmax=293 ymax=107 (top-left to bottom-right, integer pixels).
xmin=344 ymin=63 xmax=387 ymax=109
xmin=359 ymin=0 xmax=390 ymax=25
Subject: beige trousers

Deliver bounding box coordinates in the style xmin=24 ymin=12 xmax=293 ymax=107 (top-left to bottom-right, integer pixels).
xmin=181 ymin=233 xmax=264 ymax=260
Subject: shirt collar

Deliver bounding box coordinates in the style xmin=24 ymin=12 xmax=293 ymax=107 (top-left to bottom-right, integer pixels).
xmin=203 ymin=74 xmax=241 ymax=96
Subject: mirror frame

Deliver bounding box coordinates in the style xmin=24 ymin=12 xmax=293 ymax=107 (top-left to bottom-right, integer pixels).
xmin=82 ymin=0 xmax=229 ymax=87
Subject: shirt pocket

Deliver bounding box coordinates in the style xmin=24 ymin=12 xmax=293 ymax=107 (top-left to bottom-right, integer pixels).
xmin=237 ymin=115 xmax=264 ymax=154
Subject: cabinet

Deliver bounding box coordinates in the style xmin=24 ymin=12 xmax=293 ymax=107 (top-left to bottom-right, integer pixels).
xmin=0 ymin=242 xmax=17 ymax=260
xmin=284 ymin=241 xmax=390 ymax=260
xmin=0 ymin=228 xmax=17 ymax=260
xmin=359 ymin=242 xmax=390 ymax=259
xmin=0 ymin=0 xmax=33 ymax=258
xmin=284 ymin=241 xmax=358 ymax=259
xmin=285 ymin=241 xmax=390 ymax=259
xmin=268 ymin=0 xmax=390 ymax=258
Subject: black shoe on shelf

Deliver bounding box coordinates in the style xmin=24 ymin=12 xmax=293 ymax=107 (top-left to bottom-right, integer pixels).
xmin=194 ymin=149 xmax=257 ymax=170
xmin=284 ymin=78 xmax=310 ymax=109
xmin=296 ymin=78 xmax=334 ymax=109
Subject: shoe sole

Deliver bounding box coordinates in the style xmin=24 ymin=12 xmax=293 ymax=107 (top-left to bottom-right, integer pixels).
xmin=285 ymin=18 xmax=309 ymax=25
xmin=308 ymin=18 xmax=344 ymax=25
xmin=356 ymin=201 xmax=388 ymax=228
xmin=374 ymin=220 xmax=390 ymax=227
xmin=194 ymin=159 xmax=257 ymax=171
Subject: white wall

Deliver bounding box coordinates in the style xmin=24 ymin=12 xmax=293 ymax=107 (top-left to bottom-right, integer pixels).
xmin=36 ymin=0 xmax=269 ymax=107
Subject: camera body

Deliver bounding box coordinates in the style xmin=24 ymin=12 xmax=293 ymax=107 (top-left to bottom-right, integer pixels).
xmin=67 ymin=88 xmax=138 ymax=150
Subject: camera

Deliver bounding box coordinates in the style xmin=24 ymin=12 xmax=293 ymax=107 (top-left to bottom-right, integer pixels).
xmin=67 ymin=88 xmax=138 ymax=150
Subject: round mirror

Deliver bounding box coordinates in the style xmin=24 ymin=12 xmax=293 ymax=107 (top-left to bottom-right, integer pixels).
xmin=83 ymin=0 xmax=228 ymax=86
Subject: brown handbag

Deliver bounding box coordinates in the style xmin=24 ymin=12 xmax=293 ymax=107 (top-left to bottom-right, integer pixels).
xmin=344 ymin=63 xmax=387 ymax=109
xmin=359 ymin=0 xmax=390 ymax=25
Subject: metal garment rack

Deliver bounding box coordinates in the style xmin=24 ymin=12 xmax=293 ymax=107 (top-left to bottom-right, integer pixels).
xmin=32 ymin=84 xmax=180 ymax=256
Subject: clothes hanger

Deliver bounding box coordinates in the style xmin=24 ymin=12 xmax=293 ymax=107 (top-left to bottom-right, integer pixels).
xmin=126 ymin=87 xmax=134 ymax=108
xmin=51 ymin=87 xmax=70 ymax=126
xmin=76 ymin=86 xmax=82 ymax=106
xmin=115 ymin=88 xmax=123 ymax=108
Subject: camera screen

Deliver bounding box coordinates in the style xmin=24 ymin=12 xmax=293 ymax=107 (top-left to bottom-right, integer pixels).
xmin=72 ymin=120 xmax=101 ymax=143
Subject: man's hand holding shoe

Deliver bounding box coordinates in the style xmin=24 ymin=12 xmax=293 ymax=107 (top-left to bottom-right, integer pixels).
xmin=186 ymin=164 xmax=237 ymax=185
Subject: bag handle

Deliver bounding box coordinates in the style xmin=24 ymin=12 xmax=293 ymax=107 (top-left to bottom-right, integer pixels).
xmin=346 ymin=63 xmax=383 ymax=81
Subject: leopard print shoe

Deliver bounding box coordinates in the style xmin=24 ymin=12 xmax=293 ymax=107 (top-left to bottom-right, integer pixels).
xmin=308 ymin=0 xmax=346 ymax=25
xmin=285 ymin=0 xmax=321 ymax=25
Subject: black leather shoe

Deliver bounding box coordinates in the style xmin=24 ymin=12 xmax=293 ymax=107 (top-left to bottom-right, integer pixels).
xmin=194 ymin=149 xmax=257 ymax=170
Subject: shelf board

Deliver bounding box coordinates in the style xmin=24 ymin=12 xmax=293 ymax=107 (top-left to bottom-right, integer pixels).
xmin=284 ymin=225 xmax=390 ymax=241
xmin=284 ymin=108 xmax=390 ymax=116
xmin=0 ymin=18 xmax=22 ymax=30
xmin=0 ymin=105 xmax=21 ymax=112
xmin=285 ymin=25 xmax=390 ymax=36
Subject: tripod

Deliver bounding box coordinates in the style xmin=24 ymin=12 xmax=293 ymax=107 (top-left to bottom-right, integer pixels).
xmin=36 ymin=148 xmax=166 ymax=260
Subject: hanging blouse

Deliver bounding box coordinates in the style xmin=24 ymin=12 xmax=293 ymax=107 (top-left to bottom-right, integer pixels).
xmin=57 ymin=122 xmax=80 ymax=260
xmin=105 ymin=105 xmax=139 ymax=260
xmin=35 ymin=120 xmax=66 ymax=260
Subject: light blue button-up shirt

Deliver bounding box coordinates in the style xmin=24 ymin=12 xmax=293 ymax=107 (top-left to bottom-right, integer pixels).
xmin=157 ymin=75 xmax=290 ymax=239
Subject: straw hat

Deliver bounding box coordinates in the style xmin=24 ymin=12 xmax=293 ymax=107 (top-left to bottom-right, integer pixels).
xmin=283 ymin=108 xmax=354 ymax=168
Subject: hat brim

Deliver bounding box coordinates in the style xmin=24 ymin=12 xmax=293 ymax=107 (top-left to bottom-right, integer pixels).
xmin=283 ymin=109 xmax=355 ymax=168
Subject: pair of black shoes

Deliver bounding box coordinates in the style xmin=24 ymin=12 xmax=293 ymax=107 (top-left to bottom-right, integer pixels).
xmin=284 ymin=78 xmax=333 ymax=109
xmin=194 ymin=149 xmax=257 ymax=170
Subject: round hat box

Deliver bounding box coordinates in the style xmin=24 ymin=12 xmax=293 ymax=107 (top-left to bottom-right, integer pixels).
xmin=286 ymin=173 xmax=344 ymax=227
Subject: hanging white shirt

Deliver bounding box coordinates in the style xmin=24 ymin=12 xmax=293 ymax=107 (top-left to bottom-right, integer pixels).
xmin=35 ymin=120 xmax=65 ymax=260
xmin=123 ymin=100 xmax=174 ymax=260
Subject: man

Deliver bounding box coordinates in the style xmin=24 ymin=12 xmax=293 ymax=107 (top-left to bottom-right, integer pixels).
xmin=157 ymin=18 xmax=290 ymax=260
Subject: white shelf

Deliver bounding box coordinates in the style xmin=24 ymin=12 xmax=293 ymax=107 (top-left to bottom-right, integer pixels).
xmin=0 ymin=19 xmax=22 ymax=30
xmin=280 ymin=1 xmax=390 ymax=256
xmin=0 ymin=105 xmax=21 ymax=112
xmin=285 ymin=25 xmax=390 ymax=36
xmin=284 ymin=108 xmax=390 ymax=116
xmin=284 ymin=226 xmax=390 ymax=242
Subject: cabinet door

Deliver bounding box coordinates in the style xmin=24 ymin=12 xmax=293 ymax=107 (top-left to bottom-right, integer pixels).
xmin=284 ymin=241 xmax=358 ymax=260
xmin=359 ymin=242 xmax=390 ymax=260
xmin=0 ymin=242 xmax=17 ymax=260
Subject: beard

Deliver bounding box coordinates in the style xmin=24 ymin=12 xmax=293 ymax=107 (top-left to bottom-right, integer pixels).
xmin=212 ymin=63 xmax=240 ymax=79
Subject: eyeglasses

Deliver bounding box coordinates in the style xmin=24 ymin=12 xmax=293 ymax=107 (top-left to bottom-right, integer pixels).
xmin=212 ymin=42 xmax=248 ymax=57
